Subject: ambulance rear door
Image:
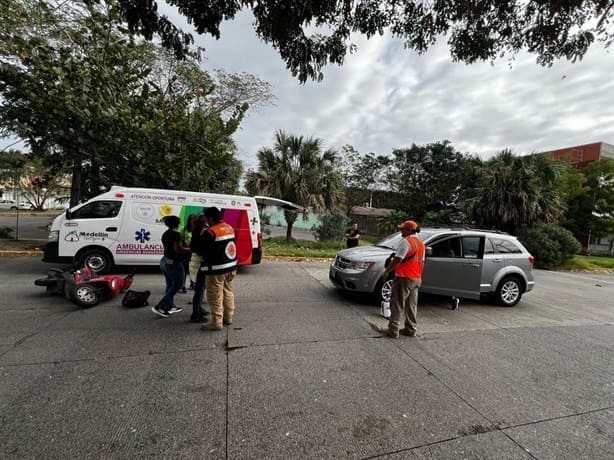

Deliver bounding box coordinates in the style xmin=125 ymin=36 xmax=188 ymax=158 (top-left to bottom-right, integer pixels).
xmin=254 ymin=196 xmax=305 ymax=212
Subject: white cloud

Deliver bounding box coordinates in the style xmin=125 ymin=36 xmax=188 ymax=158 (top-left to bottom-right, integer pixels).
xmin=191 ymin=9 xmax=613 ymax=171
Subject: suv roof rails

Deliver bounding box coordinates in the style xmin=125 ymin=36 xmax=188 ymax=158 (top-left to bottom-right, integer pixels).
xmin=423 ymin=226 xmax=510 ymax=235
xmin=462 ymin=227 xmax=509 ymax=235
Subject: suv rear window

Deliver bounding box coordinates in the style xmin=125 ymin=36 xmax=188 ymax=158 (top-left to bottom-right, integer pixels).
xmin=489 ymin=237 xmax=522 ymax=254
xmin=461 ymin=236 xmax=481 ymax=258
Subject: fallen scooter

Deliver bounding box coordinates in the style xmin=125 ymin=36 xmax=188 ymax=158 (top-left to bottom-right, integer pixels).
xmin=35 ymin=267 xmax=134 ymax=308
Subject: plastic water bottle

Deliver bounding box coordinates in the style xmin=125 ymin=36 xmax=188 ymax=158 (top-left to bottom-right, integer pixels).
xmin=380 ymin=300 xmax=391 ymax=318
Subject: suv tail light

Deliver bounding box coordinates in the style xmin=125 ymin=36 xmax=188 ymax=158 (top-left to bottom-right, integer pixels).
xmin=528 ymin=256 xmax=535 ymax=267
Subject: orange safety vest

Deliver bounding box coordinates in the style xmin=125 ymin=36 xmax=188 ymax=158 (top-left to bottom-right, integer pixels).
xmin=201 ymin=221 xmax=238 ymax=274
xmin=395 ymin=235 xmax=425 ymax=279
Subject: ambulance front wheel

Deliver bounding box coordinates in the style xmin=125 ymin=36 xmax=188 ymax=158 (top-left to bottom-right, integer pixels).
xmin=77 ymin=248 xmax=113 ymax=274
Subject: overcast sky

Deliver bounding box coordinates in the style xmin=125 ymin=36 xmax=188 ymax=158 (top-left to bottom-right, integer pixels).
xmin=179 ymin=9 xmax=614 ymax=172
xmin=3 ymin=7 xmax=613 ymax=176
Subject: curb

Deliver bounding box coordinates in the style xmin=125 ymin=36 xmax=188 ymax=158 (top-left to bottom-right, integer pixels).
xmin=262 ymin=255 xmax=333 ymax=262
xmin=0 ymin=250 xmax=43 ymax=257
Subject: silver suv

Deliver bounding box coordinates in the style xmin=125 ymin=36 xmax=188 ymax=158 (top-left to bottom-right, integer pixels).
xmin=329 ymin=228 xmax=535 ymax=307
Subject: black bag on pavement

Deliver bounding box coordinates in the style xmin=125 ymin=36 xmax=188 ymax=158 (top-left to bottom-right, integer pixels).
xmin=121 ymin=290 xmax=151 ymax=308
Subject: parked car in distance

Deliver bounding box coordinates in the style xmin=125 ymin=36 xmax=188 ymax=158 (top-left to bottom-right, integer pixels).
xmin=0 ymin=199 xmax=32 ymax=210
xmin=0 ymin=199 xmax=18 ymax=210
xmin=329 ymin=228 xmax=535 ymax=307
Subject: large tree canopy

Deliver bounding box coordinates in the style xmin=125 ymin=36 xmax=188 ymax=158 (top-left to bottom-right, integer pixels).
xmin=113 ymin=0 xmax=613 ymax=82
xmin=464 ymin=150 xmax=566 ymax=235
xmin=1 ymin=0 xmax=273 ymax=205
xmin=387 ymin=141 xmax=476 ymax=219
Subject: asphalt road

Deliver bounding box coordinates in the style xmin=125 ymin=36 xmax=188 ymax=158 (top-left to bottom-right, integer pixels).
xmin=0 ymin=213 xmax=58 ymax=240
xmin=1 ymin=257 xmax=613 ymax=458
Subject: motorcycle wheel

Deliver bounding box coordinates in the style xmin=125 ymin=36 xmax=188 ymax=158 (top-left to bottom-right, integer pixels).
xmin=70 ymin=284 xmax=100 ymax=308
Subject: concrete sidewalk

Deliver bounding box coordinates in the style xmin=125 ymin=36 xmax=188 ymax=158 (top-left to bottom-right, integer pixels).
xmin=1 ymin=259 xmax=613 ymax=458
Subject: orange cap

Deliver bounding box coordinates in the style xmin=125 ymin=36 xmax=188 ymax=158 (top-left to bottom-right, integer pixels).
xmin=398 ymin=220 xmax=418 ymax=230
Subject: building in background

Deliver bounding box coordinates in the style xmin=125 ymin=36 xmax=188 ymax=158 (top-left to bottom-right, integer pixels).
xmin=542 ymin=142 xmax=614 ymax=167
xmin=539 ymin=141 xmax=614 ymax=255
xmin=348 ymin=206 xmax=393 ymax=236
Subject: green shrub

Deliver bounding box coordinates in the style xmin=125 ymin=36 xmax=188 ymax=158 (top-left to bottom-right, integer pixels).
xmin=312 ymin=210 xmax=347 ymax=242
xmin=520 ymin=224 xmax=581 ymax=269
xmin=378 ymin=210 xmax=409 ymax=235
xmin=0 ymin=226 xmax=13 ymax=239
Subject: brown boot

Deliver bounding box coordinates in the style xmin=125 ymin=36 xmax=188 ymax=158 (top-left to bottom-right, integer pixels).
xmin=223 ymin=315 xmax=233 ymax=326
xmin=379 ymin=327 xmax=399 ymax=339
xmin=399 ymin=328 xmax=417 ymax=337
xmin=201 ymin=322 xmax=223 ymax=331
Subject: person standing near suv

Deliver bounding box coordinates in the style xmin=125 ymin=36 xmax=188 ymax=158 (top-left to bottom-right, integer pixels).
xmin=344 ymin=222 xmax=361 ymax=248
xmin=379 ymin=220 xmax=425 ymax=338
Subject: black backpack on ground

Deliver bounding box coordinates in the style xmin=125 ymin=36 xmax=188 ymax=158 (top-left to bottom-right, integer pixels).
xmin=121 ymin=290 xmax=151 ymax=308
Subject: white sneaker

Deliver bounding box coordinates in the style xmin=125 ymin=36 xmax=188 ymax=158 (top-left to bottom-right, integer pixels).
xmin=152 ymin=306 xmax=170 ymax=318
xmin=167 ymin=306 xmax=182 ymax=314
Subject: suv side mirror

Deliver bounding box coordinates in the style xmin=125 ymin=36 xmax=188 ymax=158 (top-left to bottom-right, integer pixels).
xmin=425 ymin=247 xmax=433 ymax=257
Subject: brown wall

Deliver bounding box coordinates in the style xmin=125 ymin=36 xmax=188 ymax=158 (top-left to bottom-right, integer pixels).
xmin=546 ymin=142 xmax=603 ymax=168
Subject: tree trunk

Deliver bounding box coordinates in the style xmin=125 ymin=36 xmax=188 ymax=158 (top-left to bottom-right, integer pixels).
xmin=70 ymin=157 xmax=82 ymax=208
xmin=284 ymin=210 xmax=297 ymax=241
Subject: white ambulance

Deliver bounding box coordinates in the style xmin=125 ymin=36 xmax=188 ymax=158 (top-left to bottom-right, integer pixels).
xmin=43 ymin=186 xmax=299 ymax=273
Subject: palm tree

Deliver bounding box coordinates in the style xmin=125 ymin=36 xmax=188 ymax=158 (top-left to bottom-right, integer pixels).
xmin=245 ymin=131 xmax=344 ymax=241
xmin=464 ymin=150 xmax=565 ymax=235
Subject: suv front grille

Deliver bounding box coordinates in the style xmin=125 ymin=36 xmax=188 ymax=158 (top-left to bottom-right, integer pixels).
xmin=334 ymin=256 xmax=352 ymax=270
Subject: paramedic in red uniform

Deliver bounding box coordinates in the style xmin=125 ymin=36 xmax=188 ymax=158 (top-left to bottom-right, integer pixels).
xmin=199 ymin=207 xmax=238 ymax=331
xmin=379 ymin=220 xmax=425 ymax=338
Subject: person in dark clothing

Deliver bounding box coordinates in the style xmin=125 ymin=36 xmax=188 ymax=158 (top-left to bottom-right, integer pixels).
xmin=345 ymin=222 xmax=360 ymax=248
xmin=152 ymin=215 xmax=191 ymax=318
xmin=189 ymin=214 xmax=211 ymax=323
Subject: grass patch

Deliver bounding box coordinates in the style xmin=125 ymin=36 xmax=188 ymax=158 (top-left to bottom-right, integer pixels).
xmin=262 ymin=236 xmax=346 ymax=258
xmin=558 ymin=255 xmax=614 ymax=271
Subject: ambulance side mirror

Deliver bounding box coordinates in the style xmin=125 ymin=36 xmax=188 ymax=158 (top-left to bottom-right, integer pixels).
xmin=65 ymin=209 xmax=72 ymax=220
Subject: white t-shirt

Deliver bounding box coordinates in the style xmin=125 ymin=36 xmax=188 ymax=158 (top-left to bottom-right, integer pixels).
xmin=395 ymin=237 xmax=411 ymax=259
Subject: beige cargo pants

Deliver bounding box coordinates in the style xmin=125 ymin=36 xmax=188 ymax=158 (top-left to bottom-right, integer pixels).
xmin=388 ymin=276 xmax=421 ymax=334
xmin=205 ymin=271 xmax=237 ymax=327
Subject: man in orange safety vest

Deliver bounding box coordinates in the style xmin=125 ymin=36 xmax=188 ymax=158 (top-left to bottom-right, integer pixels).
xmin=199 ymin=207 xmax=238 ymax=331
xmin=379 ymin=220 xmax=425 ymax=338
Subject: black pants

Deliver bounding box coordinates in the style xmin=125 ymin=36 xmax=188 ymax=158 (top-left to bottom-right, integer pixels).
xmin=191 ymin=269 xmax=208 ymax=319
xmin=182 ymin=254 xmax=190 ymax=284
